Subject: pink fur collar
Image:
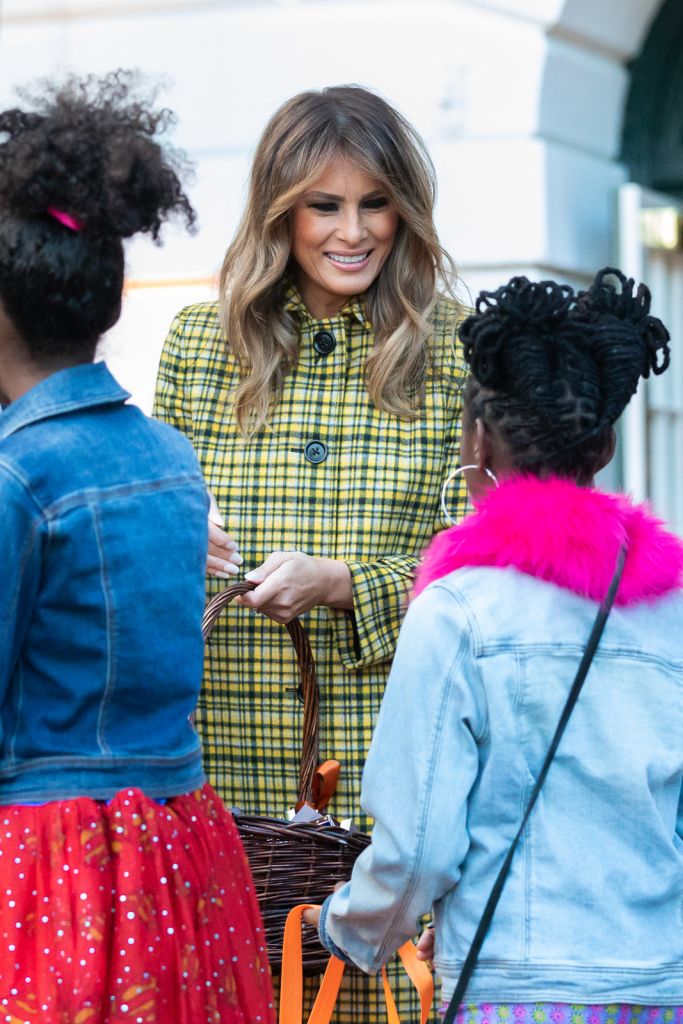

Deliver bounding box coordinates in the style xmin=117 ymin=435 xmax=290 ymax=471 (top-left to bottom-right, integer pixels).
xmin=414 ymin=476 xmax=683 ymax=606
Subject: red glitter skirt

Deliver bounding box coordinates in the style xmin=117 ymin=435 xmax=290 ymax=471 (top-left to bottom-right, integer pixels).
xmin=0 ymin=783 xmax=275 ymax=1024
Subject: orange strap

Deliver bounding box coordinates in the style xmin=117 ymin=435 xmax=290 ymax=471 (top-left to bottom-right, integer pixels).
xmin=279 ymin=904 xmax=433 ymax=1024
xmin=395 ymin=941 xmax=434 ymax=1024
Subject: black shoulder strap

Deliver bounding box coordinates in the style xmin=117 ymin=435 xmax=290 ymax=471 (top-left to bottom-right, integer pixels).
xmin=442 ymin=543 xmax=628 ymax=1024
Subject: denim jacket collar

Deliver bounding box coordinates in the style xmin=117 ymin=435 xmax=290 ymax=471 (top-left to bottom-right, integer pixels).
xmin=0 ymin=362 xmax=130 ymax=442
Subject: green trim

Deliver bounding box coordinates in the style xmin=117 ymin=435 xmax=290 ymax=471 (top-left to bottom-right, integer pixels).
xmin=622 ymin=0 xmax=683 ymax=196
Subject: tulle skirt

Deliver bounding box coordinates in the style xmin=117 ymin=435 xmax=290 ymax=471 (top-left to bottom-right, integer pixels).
xmin=0 ymin=783 xmax=275 ymax=1023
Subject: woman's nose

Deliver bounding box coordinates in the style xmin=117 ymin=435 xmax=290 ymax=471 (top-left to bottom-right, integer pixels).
xmin=337 ymin=207 xmax=366 ymax=246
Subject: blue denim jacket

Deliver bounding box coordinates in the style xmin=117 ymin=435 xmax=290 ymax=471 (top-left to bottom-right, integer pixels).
xmin=0 ymin=362 xmax=209 ymax=802
xmin=319 ymin=478 xmax=683 ymax=1005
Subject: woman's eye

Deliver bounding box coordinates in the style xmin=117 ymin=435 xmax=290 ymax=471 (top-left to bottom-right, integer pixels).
xmin=363 ymin=197 xmax=389 ymax=210
xmin=310 ymin=202 xmax=338 ymax=213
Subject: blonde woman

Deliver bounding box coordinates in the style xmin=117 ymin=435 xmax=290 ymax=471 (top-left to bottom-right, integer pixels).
xmin=154 ymin=84 xmax=467 ymax=1021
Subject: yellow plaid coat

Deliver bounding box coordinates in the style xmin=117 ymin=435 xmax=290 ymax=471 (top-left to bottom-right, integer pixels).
xmin=153 ymin=287 xmax=467 ymax=1020
xmin=154 ymin=286 xmax=467 ymax=822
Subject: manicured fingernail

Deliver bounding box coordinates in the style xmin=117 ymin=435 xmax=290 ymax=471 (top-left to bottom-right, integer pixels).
xmin=225 ymin=540 xmax=237 ymax=551
xmin=223 ymin=562 xmax=238 ymax=575
xmin=232 ymin=554 xmax=244 ymax=566
xmin=244 ymin=570 xmax=261 ymax=582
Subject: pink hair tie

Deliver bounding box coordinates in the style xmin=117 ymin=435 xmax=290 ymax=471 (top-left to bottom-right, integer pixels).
xmin=47 ymin=206 xmax=83 ymax=232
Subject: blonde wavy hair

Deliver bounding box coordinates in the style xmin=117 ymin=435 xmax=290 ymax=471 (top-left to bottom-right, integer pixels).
xmin=219 ymin=85 xmax=459 ymax=436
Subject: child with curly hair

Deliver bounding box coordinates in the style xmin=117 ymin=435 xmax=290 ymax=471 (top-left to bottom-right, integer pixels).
xmin=0 ymin=71 xmax=274 ymax=1024
xmin=306 ymin=269 xmax=683 ymax=1020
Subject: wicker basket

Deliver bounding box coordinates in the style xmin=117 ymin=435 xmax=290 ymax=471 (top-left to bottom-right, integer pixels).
xmin=201 ymin=581 xmax=371 ymax=974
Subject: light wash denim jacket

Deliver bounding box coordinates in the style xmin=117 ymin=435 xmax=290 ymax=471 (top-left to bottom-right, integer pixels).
xmin=319 ymin=476 xmax=683 ymax=1005
xmin=0 ymin=363 xmax=209 ymax=802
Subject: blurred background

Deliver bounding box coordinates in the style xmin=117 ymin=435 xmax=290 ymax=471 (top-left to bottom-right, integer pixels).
xmin=0 ymin=0 xmax=681 ymax=529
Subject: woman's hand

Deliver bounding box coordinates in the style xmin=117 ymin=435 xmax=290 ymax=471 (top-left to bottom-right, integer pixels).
xmin=207 ymin=521 xmax=243 ymax=578
xmin=302 ymin=882 xmax=344 ymax=934
xmin=302 ymin=905 xmax=321 ymax=928
xmin=206 ymin=492 xmax=243 ymax=579
xmin=236 ymin=551 xmax=353 ymax=623
xmin=415 ymin=925 xmax=435 ymax=968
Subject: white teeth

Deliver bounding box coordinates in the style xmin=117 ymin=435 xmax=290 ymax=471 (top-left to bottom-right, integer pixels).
xmin=327 ymin=252 xmax=370 ymax=264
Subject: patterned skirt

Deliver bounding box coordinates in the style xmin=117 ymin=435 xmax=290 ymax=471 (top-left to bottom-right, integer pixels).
xmin=444 ymin=1005 xmax=683 ymax=1024
xmin=0 ymin=784 xmax=275 ymax=1024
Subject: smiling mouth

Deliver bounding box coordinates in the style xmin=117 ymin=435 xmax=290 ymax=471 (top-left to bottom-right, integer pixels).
xmin=325 ymin=251 xmax=372 ymax=265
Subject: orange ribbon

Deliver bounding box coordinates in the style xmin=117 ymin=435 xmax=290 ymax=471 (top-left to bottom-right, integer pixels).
xmin=295 ymin=760 xmax=341 ymax=813
xmin=312 ymin=760 xmax=340 ymax=812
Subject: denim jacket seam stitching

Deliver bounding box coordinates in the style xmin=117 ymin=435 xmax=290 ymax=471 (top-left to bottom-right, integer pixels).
xmin=0 ymin=746 xmax=202 ymax=776
xmin=0 ymin=765 xmax=207 ymax=804
xmin=4 ymin=527 xmax=42 ymax=624
xmin=511 ymin=648 xmax=533 ymax=960
xmin=6 ymin=662 xmax=22 ymax=766
xmin=433 ymin=584 xmax=490 ymax=742
xmin=471 ymin=646 xmax=490 ymax=745
xmin=524 ymin=815 xmax=532 ymax=958
xmin=92 ymin=506 xmax=115 ymax=755
xmin=0 ymin=376 xmax=128 ymax=439
xmin=0 ymin=459 xmax=47 ymax=517
xmin=0 ymin=487 xmax=43 ymax=676
xmin=0 ymin=399 xmax=121 ymax=442
xmin=480 ymin=641 xmax=683 ymax=671
xmin=450 ymin=589 xmax=489 ymax=740
xmin=514 ymin=653 xmax=537 ymax=790
xmin=440 ymin=960 xmax=683 ymax=975
xmin=45 ymin=473 xmax=204 ymax=518
xmin=429 ymin=582 xmax=483 ymax=652
xmin=374 ymin=630 xmax=469 ymax=967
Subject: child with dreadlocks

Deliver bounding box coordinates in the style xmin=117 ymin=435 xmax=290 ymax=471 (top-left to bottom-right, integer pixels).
xmin=0 ymin=72 xmax=274 ymax=1023
xmin=304 ymin=270 xmax=683 ymax=1018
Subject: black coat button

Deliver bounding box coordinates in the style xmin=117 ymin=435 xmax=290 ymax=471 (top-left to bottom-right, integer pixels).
xmin=313 ymin=330 xmax=336 ymax=356
xmin=304 ymin=440 xmax=328 ymax=464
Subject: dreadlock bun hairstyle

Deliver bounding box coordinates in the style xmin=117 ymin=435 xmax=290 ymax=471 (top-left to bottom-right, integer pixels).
xmin=0 ymin=70 xmax=195 ymax=363
xmin=459 ymin=268 xmax=671 ymax=482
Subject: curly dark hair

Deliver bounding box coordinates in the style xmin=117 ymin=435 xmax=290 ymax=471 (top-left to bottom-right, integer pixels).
xmin=459 ymin=268 xmax=671 ymax=480
xmin=0 ymin=69 xmax=195 ymax=362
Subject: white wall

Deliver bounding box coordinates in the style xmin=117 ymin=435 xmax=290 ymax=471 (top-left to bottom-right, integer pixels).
xmin=0 ymin=0 xmax=663 ymax=408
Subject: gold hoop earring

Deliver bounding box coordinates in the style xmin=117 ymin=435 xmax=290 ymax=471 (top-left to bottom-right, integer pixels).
xmin=440 ymin=465 xmax=499 ymax=525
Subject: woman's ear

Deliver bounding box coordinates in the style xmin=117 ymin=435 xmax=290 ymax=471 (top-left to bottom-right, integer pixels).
xmin=473 ymin=417 xmax=493 ymax=472
xmin=594 ymin=427 xmax=617 ymax=473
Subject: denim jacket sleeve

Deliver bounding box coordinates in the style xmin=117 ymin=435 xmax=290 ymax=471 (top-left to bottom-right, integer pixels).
xmin=319 ymin=579 xmax=487 ymax=974
xmin=0 ymin=463 xmax=42 ymax=698
xmin=677 ymin=783 xmax=683 ymax=842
